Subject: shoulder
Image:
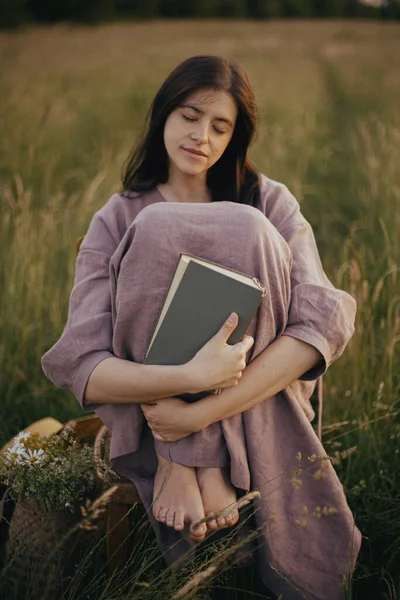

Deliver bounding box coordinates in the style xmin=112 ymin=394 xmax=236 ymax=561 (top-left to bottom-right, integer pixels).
xmin=82 ymin=188 xmax=162 ymax=252
xmin=257 ymin=173 xmax=305 ymax=233
xmin=258 ymin=174 xmax=300 ymax=216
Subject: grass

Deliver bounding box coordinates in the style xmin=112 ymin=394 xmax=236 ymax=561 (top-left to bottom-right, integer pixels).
xmin=0 ymin=18 xmax=399 ymax=599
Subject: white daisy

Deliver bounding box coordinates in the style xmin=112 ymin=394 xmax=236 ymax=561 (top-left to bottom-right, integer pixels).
xmin=20 ymin=448 xmax=45 ymax=464
xmin=14 ymin=432 xmax=32 ymax=443
xmin=6 ymin=443 xmax=25 ymax=457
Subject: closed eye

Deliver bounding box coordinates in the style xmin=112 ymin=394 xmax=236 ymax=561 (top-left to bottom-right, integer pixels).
xmin=181 ymin=114 xmax=225 ymax=135
xmin=213 ymin=126 xmax=225 ymax=135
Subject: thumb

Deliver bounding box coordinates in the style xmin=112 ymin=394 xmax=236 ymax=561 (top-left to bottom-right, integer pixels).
xmin=216 ymin=312 xmax=239 ymax=344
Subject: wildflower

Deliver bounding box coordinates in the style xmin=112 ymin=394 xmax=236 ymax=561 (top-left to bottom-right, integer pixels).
xmin=1 ymin=430 xmax=115 ymax=513
xmin=321 ymin=506 xmax=338 ymax=516
xmin=20 ymin=448 xmax=45 ymax=464
xmin=6 ymin=443 xmax=24 ymax=457
xmin=313 ymin=506 xmax=322 ymax=519
xmin=313 ymin=469 xmax=328 ymax=480
xmin=14 ymin=431 xmax=32 ymax=443
xmin=313 ymin=505 xmax=337 ymax=518
xmin=291 ymin=477 xmax=302 ymax=490
xmin=4 ymin=444 xmax=25 ymax=465
xmin=331 ymin=442 xmax=342 ymax=449
xmin=295 ymin=506 xmax=309 ymax=526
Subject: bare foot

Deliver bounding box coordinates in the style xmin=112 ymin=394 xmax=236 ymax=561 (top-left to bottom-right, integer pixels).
xmin=196 ymin=467 xmax=239 ymax=531
xmin=152 ymin=454 xmax=207 ymax=541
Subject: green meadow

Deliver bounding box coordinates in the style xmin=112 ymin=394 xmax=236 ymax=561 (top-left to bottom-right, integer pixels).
xmin=0 ymin=19 xmax=399 ymax=599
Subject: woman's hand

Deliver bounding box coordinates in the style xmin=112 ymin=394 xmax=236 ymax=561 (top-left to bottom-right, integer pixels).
xmin=141 ymin=397 xmax=205 ymax=442
xmin=185 ymin=312 xmax=254 ymax=394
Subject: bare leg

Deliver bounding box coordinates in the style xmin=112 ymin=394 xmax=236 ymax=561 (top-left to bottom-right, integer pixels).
xmin=153 ymin=453 xmax=207 ymax=542
xmin=196 ymin=467 xmax=239 ymax=531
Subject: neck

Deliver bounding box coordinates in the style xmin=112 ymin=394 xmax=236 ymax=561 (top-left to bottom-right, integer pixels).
xmin=158 ymin=171 xmax=211 ymax=203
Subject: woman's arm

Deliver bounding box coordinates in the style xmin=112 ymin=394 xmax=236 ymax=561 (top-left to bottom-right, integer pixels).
xmin=83 ymin=358 xmax=193 ymax=405
xmin=84 ymin=312 xmax=253 ymax=406
xmin=143 ymin=335 xmax=321 ymax=442
xmin=191 ymin=335 xmax=321 ymax=428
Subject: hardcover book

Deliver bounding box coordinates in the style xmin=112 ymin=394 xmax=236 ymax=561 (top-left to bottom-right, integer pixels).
xmin=144 ymin=253 xmax=266 ymax=402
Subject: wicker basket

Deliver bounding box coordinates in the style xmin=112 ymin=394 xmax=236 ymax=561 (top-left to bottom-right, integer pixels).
xmin=3 ymin=420 xmax=143 ymax=595
xmin=94 ymin=425 xmax=141 ymax=504
xmin=4 ymin=496 xmax=100 ymax=600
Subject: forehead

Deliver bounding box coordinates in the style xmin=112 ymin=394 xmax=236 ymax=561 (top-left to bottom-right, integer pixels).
xmin=181 ymin=88 xmax=237 ymax=119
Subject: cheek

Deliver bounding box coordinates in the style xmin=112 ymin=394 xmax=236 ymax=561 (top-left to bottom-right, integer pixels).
xmin=164 ymin=117 xmax=180 ymax=149
xmin=213 ymin=136 xmax=231 ymax=161
xmin=163 ymin=123 xmax=174 ymax=151
xmin=165 ymin=115 xmax=186 ymax=144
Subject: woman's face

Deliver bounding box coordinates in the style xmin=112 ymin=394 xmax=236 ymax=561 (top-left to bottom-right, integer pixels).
xmin=163 ymin=88 xmax=238 ymax=179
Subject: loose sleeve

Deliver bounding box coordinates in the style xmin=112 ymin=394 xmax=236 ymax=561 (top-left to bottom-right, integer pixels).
xmin=41 ymin=210 xmax=120 ymax=411
xmin=262 ymin=178 xmax=357 ymax=381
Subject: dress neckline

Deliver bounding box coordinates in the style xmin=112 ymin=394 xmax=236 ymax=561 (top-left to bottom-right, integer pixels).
xmin=155 ymin=185 xmax=211 ymax=204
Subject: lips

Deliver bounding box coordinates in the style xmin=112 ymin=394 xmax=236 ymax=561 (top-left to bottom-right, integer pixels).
xmin=182 ymin=147 xmax=207 ymax=158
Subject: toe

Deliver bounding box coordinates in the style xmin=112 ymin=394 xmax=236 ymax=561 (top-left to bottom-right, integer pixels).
xmin=189 ymin=522 xmax=207 ymax=541
xmin=206 ymin=513 xmax=218 ymax=530
xmin=174 ymin=511 xmax=185 ymax=532
xmin=166 ymin=510 xmax=175 ymax=528
xmin=158 ymin=507 xmax=168 ymax=523
xmin=225 ymin=509 xmax=238 ymax=526
xmin=231 ymin=509 xmax=239 ymax=524
xmin=153 ymin=505 xmax=164 ymax=521
xmin=216 ymin=516 xmax=226 ymax=528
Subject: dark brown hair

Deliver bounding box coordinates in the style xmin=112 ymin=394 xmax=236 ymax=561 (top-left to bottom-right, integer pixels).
xmin=121 ymin=55 xmax=260 ymax=206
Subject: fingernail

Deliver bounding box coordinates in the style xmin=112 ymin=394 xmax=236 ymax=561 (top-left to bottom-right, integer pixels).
xmin=228 ymin=312 xmax=236 ymax=324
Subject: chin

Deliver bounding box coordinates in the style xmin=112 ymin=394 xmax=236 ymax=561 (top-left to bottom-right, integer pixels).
xmin=173 ymin=159 xmax=207 ymax=177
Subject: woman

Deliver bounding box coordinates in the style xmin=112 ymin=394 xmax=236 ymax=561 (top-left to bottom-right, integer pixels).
xmin=42 ymin=55 xmax=361 ymax=599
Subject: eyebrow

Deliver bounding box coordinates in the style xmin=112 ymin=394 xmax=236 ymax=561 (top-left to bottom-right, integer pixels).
xmin=179 ymin=103 xmax=234 ymax=129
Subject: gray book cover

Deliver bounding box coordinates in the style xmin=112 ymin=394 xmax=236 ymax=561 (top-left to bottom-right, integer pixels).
xmin=144 ymin=257 xmax=265 ymax=402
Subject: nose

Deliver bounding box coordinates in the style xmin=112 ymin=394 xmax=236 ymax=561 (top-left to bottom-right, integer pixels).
xmin=190 ymin=121 xmax=209 ymax=144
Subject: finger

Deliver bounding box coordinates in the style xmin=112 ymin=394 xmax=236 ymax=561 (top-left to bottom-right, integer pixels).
xmin=141 ymin=401 xmax=157 ymax=407
xmin=217 ymin=377 xmax=241 ymax=388
xmin=239 ymin=335 xmax=254 ymax=353
xmin=214 ymin=312 xmax=239 ymax=344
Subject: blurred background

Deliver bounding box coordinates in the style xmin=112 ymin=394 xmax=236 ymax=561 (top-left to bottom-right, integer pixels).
xmin=0 ymin=0 xmax=400 ymax=28
xmin=0 ymin=1 xmax=399 ymax=598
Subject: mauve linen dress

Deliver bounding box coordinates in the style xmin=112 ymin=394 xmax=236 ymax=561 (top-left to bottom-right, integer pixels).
xmin=41 ymin=174 xmax=362 ymax=600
